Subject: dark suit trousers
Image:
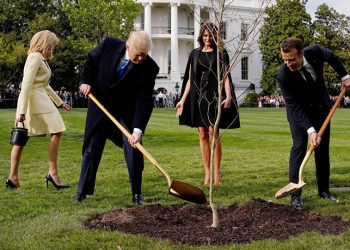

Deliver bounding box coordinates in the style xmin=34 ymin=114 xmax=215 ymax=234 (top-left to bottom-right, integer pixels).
xmin=288 ymin=108 xmax=330 ymax=195
xmin=77 ymin=119 xmax=144 ymax=196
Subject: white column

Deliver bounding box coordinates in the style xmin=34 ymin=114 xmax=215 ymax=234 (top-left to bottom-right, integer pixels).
xmin=170 ymin=2 xmax=180 ymax=82
xmin=193 ymin=4 xmax=201 ymax=48
xmin=143 ymin=2 xmax=152 ymax=35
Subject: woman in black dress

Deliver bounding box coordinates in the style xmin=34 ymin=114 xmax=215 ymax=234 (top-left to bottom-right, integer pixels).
xmin=176 ymin=22 xmax=240 ymax=185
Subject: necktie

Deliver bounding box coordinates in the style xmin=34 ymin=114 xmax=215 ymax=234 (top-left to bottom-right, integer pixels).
xmin=116 ymin=59 xmax=130 ymax=79
xmin=300 ymin=66 xmax=315 ymax=83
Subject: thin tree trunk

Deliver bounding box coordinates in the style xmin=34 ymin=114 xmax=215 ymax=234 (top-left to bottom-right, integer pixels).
xmin=209 ymin=0 xmax=225 ymax=227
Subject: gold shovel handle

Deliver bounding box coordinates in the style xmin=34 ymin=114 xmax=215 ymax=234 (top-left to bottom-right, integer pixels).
xmin=88 ymin=93 xmax=173 ymax=186
xmin=299 ymin=87 xmax=347 ymax=180
xmin=276 ymin=88 xmax=348 ymax=199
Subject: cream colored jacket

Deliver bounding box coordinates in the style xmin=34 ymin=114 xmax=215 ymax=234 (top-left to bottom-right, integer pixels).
xmin=16 ymin=52 xmax=63 ymax=116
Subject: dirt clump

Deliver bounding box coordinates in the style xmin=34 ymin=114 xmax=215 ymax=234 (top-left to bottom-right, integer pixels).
xmin=86 ymin=198 xmax=350 ymax=245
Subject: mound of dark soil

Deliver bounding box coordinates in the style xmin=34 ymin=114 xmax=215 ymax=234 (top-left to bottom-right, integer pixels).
xmin=86 ymin=198 xmax=350 ymax=245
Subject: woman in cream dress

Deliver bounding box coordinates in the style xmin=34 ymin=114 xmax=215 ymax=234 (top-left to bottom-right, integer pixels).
xmin=6 ymin=30 xmax=71 ymax=189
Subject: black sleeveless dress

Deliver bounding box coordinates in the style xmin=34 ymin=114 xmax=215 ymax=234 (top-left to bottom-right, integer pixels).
xmin=193 ymin=51 xmax=218 ymax=127
xmin=179 ymin=48 xmax=240 ymax=129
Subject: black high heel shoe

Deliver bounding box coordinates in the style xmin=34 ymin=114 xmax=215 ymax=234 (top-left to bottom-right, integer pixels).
xmin=45 ymin=174 xmax=70 ymax=190
xmin=6 ymin=179 xmax=18 ymax=189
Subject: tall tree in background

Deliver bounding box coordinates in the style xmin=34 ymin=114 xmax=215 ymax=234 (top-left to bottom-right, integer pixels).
xmin=0 ymin=0 xmax=65 ymax=87
xmin=258 ymin=0 xmax=313 ymax=94
xmin=0 ymin=0 xmax=139 ymax=91
xmin=62 ymin=0 xmax=139 ymax=88
xmin=313 ymin=4 xmax=350 ymax=95
xmin=63 ymin=0 xmax=139 ymax=48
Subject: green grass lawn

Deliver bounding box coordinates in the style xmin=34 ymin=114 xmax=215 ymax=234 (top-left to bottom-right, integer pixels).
xmin=1 ymin=107 xmax=350 ymax=249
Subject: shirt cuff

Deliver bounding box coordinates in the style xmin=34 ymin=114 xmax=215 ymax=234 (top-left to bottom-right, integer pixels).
xmin=341 ymin=74 xmax=350 ymax=81
xmin=133 ymin=128 xmax=143 ymax=135
xmin=307 ymin=127 xmax=316 ymax=135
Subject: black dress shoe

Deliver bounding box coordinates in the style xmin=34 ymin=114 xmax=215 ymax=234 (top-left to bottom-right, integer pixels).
xmin=73 ymin=192 xmax=86 ymax=204
xmin=132 ymin=194 xmax=144 ymax=205
xmin=5 ymin=179 xmax=18 ymax=189
xmin=291 ymin=195 xmax=303 ymax=208
xmin=319 ymin=191 xmax=338 ymax=202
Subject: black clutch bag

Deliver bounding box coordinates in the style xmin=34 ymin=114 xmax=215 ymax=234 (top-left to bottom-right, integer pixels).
xmin=9 ymin=121 xmax=29 ymax=146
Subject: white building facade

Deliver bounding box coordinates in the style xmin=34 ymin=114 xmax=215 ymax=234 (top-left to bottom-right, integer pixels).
xmin=135 ymin=0 xmax=271 ymax=99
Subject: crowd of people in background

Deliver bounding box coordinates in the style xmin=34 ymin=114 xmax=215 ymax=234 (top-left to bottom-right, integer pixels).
xmin=258 ymin=94 xmax=350 ymax=108
xmin=153 ymin=91 xmax=179 ymax=108
xmin=258 ymin=95 xmax=285 ymax=108
xmin=0 ymin=83 xmax=180 ymax=109
xmin=0 ymin=84 xmax=88 ymax=109
xmin=1 ymin=83 xmax=348 ymax=110
xmin=55 ymin=88 xmax=88 ymax=108
xmin=0 ymin=83 xmax=19 ymax=108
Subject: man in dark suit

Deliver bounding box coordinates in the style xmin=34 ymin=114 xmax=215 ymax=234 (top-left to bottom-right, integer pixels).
xmin=277 ymin=37 xmax=350 ymax=207
xmin=74 ymin=31 xmax=159 ymax=204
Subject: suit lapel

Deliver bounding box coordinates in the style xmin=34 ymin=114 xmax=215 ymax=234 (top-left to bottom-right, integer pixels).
xmin=109 ymin=44 xmax=128 ymax=88
xmin=112 ymin=45 xmax=126 ymax=78
xmin=304 ymin=53 xmax=319 ymax=82
xmin=119 ymin=61 xmax=135 ymax=82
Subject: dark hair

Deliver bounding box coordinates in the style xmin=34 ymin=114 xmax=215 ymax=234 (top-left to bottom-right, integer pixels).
xmin=197 ymin=22 xmax=218 ymax=48
xmin=280 ymin=37 xmax=304 ymax=53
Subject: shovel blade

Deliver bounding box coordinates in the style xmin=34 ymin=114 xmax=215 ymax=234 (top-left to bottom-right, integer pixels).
xmin=169 ymin=180 xmax=207 ymax=204
xmin=275 ymin=181 xmax=307 ymax=199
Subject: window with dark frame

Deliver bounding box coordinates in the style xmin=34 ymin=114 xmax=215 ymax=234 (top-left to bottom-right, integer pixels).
xmin=141 ymin=13 xmax=144 ymax=30
xmin=168 ymin=50 xmax=171 ymax=74
xmin=167 ymin=12 xmax=171 ymax=33
xmin=241 ymin=56 xmax=248 ymax=80
xmin=241 ymin=23 xmax=248 ymax=40
xmin=220 ymin=22 xmax=226 ymax=39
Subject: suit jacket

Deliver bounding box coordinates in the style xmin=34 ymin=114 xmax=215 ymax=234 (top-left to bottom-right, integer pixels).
xmin=17 ymin=52 xmax=63 ymax=116
xmin=277 ymin=45 xmax=348 ymax=131
xmin=80 ymin=37 xmax=159 ymax=151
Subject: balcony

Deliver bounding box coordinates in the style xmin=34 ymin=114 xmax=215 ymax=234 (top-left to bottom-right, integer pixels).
xmin=151 ymin=26 xmax=194 ymax=35
xmin=156 ymin=73 xmax=170 ymax=79
xmin=179 ymin=27 xmax=194 ymax=35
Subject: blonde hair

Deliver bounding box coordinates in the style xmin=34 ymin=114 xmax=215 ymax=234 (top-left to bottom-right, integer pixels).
xmin=126 ymin=31 xmax=152 ymax=53
xmin=28 ymin=30 xmax=59 ymax=59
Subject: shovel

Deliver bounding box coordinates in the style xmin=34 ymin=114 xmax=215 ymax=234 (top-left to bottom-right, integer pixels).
xmin=275 ymin=87 xmax=347 ymax=199
xmin=88 ymin=93 xmax=207 ymax=204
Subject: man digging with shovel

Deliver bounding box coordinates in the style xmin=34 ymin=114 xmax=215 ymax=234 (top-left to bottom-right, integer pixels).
xmin=73 ymin=31 xmax=159 ymax=205
xmin=276 ymin=37 xmax=350 ymax=208
xmin=73 ymin=30 xmax=206 ymax=205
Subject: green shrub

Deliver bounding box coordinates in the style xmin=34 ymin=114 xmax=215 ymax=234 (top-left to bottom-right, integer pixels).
xmin=244 ymin=92 xmax=259 ymax=107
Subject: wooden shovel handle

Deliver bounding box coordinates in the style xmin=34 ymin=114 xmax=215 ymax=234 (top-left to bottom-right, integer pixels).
xmin=299 ymin=87 xmax=347 ymax=180
xmin=88 ymin=93 xmax=173 ymax=186
xmin=318 ymin=87 xmax=347 ymax=137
